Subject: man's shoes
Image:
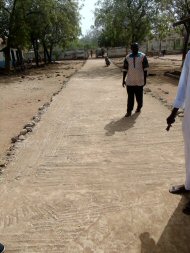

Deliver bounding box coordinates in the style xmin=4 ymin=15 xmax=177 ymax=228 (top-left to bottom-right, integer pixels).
xmin=0 ymin=243 xmax=5 ymax=253
xmin=125 ymin=112 xmax=131 ymax=117
xmin=169 ymin=184 xmax=190 ymax=194
xmin=135 ymin=108 xmax=141 ymax=113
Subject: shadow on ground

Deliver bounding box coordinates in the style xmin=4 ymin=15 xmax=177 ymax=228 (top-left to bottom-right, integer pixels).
xmin=104 ymin=113 xmax=140 ymax=136
xmin=140 ymin=196 xmax=190 ymax=253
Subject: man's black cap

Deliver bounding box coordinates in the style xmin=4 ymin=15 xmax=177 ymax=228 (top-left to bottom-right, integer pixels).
xmin=131 ymin=42 xmax=139 ymax=49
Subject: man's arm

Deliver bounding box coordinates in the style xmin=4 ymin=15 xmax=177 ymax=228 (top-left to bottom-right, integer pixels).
xmin=122 ymin=58 xmax=128 ymax=87
xmin=123 ymin=71 xmax=127 ymax=87
xmin=143 ymin=55 xmax=149 ymax=86
xmin=144 ymin=70 xmax=147 ymax=86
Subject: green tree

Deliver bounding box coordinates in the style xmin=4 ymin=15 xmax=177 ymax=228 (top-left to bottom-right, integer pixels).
xmin=94 ymin=0 xmax=158 ymax=47
xmin=0 ymin=0 xmax=29 ymax=71
xmin=41 ymin=0 xmax=81 ymax=63
xmin=79 ymin=26 xmax=100 ymax=49
xmin=152 ymin=12 xmax=173 ymax=53
xmin=157 ymin=0 xmax=190 ymax=61
xmin=0 ymin=0 xmax=81 ymax=70
xmin=26 ymin=0 xmax=57 ymax=66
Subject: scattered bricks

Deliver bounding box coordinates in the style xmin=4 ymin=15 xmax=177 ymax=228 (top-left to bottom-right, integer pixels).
xmin=9 ymin=145 xmax=15 ymax=151
xmin=144 ymin=87 xmax=152 ymax=93
xmin=26 ymin=127 xmax=33 ymax=132
xmin=0 ymin=160 xmax=6 ymax=168
xmin=6 ymin=151 xmax=12 ymax=156
xmin=11 ymin=136 xmax=19 ymax=143
xmin=24 ymin=122 xmax=35 ymax=128
xmin=43 ymin=102 xmax=50 ymax=107
xmin=38 ymin=111 xmax=44 ymax=115
xmin=33 ymin=116 xmax=40 ymax=123
xmin=20 ymin=129 xmax=28 ymax=136
xmin=178 ymin=111 xmax=184 ymax=118
xmin=178 ymin=113 xmax=184 ymax=118
xmin=167 ymin=104 xmax=173 ymax=110
xmin=38 ymin=106 xmax=44 ymax=111
xmin=19 ymin=135 xmax=25 ymax=141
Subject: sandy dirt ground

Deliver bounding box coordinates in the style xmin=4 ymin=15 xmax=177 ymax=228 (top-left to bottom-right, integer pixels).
xmin=0 ymin=60 xmax=85 ymax=164
xmin=0 ymin=55 xmax=182 ymax=167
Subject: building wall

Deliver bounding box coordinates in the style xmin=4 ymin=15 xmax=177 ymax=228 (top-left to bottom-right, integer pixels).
xmin=141 ymin=33 xmax=184 ymax=55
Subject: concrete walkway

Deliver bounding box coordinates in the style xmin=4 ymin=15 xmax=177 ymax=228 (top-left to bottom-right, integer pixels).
xmin=0 ymin=59 xmax=189 ymax=252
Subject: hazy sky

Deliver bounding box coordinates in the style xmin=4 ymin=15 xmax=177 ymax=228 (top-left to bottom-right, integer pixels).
xmin=79 ymin=0 xmax=97 ymax=36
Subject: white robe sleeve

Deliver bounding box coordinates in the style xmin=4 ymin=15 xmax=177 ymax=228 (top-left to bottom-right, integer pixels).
xmin=173 ymin=51 xmax=190 ymax=108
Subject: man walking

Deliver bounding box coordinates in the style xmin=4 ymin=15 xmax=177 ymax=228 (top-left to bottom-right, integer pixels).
xmin=166 ymin=50 xmax=190 ymax=214
xmin=122 ymin=43 xmax=149 ymax=117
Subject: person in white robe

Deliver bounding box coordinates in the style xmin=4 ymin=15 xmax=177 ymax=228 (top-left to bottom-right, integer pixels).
xmin=167 ymin=50 xmax=190 ymax=214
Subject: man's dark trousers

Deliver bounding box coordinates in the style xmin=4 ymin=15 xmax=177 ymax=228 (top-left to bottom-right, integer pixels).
xmin=127 ymin=85 xmax=143 ymax=113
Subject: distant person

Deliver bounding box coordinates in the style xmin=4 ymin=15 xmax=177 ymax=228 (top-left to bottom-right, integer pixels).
xmin=166 ymin=50 xmax=190 ymax=214
xmin=122 ymin=42 xmax=149 ymax=117
xmin=105 ymin=55 xmax=111 ymax=66
xmin=0 ymin=243 xmax=5 ymax=252
xmin=90 ymin=49 xmax=93 ymax=58
xmin=162 ymin=49 xmax=166 ymax=56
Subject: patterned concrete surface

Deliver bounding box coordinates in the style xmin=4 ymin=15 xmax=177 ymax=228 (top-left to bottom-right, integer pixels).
xmin=0 ymin=59 xmax=189 ymax=252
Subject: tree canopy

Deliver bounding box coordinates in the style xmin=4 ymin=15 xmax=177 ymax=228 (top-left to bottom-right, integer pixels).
xmin=0 ymin=0 xmax=81 ymax=70
xmin=94 ymin=0 xmax=159 ymax=47
xmin=89 ymin=0 xmax=189 ymax=52
xmin=157 ymin=0 xmax=190 ymax=60
xmin=2 ymin=0 xmax=190 ymax=71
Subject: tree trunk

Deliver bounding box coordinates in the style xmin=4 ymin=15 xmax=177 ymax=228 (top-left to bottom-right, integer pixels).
xmin=49 ymin=44 xmax=53 ymax=63
xmin=18 ymin=48 xmax=24 ymax=70
xmin=4 ymin=43 xmax=11 ymax=73
xmin=43 ymin=42 xmax=51 ymax=63
xmin=159 ymin=40 xmax=162 ymax=56
xmin=32 ymin=37 xmax=39 ymax=67
xmin=132 ymin=34 xmax=135 ymax=43
xmin=4 ymin=0 xmax=18 ymax=72
xmin=44 ymin=48 xmax=47 ymax=64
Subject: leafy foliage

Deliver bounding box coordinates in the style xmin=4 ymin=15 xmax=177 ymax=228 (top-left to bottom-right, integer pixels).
xmin=157 ymin=0 xmax=190 ymax=60
xmin=0 ymin=0 xmax=81 ymax=70
xmin=94 ymin=0 xmax=159 ymax=47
